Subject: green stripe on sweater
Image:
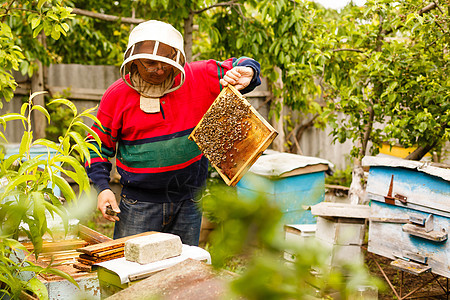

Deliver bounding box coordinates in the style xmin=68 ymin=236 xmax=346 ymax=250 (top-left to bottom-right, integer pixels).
xmin=117 ymin=136 xmax=201 ymax=169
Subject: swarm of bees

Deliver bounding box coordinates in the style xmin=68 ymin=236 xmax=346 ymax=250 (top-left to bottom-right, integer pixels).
xmin=193 ymin=92 xmax=252 ymax=168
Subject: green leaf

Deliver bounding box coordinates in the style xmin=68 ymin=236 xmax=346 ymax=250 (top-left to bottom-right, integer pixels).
xmin=236 ymin=38 xmax=244 ymax=49
xmin=418 ymin=122 xmax=427 ymax=132
xmin=61 ymin=136 xmax=70 ymax=156
xmin=27 ymin=218 xmax=44 ymax=255
xmin=3 ymin=154 xmax=22 ymax=170
xmin=61 ymin=23 xmax=69 ymax=32
xmin=44 ymin=267 xmax=79 ymax=288
xmin=19 ymin=131 xmax=32 ymax=156
xmin=31 ymin=105 xmax=51 ymax=124
xmin=32 ymin=139 xmax=59 ymax=151
xmin=73 ymin=121 xmax=101 ymax=146
xmin=53 ymin=155 xmax=88 ymax=192
xmin=52 ymin=174 xmax=76 ymax=202
xmin=1 ymin=175 xmax=36 ymax=198
xmin=37 ymin=0 xmax=47 ymax=10
xmin=21 ymin=103 xmax=29 ymax=116
xmin=0 ymin=113 xmax=27 ymax=124
xmin=68 ymin=131 xmax=89 ymax=158
xmin=30 ymin=91 xmax=48 ymax=103
xmin=33 ymin=24 xmax=44 ymax=38
xmin=85 ymin=142 xmax=103 ymax=163
xmin=161 ymin=0 xmax=170 ymax=9
xmin=48 ymin=99 xmax=77 ymax=116
xmin=3 ymin=238 xmax=28 ymax=251
xmin=51 ymin=29 xmax=61 ymax=40
xmin=31 ymin=192 xmax=46 ymax=235
xmin=31 ymin=17 xmax=41 ymax=30
xmin=0 ymin=131 xmax=7 ymax=143
xmin=17 ymin=158 xmax=46 ymax=175
xmin=256 ymin=32 xmax=263 ymax=45
xmin=292 ymin=35 xmax=298 ymax=47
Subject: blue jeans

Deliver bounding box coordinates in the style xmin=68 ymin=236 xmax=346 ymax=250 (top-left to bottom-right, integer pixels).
xmin=113 ymin=197 xmax=202 ymax=246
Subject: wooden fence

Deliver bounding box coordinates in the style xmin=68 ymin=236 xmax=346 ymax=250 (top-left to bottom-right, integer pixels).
xmin=5 ymin=64 xmax=447 ymax=170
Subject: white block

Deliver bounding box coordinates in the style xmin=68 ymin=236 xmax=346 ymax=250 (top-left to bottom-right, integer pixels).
xmin=284 ymin=224 xmax=317 ymax=262
xmin=315 ymin=216 xmax=366 ymax=246
xmin=318 ymin=239 xmax=364 ymax=266
xmin=125 ymin=233 xmax=182 ymax=265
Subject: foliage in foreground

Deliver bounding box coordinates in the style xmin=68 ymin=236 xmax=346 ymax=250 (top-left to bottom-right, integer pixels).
xmin=0 ymin=93 xmax=101 ymax=299
xmin=202 ymin=180 xmax=381 ymax=299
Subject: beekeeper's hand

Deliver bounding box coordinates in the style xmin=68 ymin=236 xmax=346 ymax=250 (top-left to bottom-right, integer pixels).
xmin=98 ymin=189 xmax=120 ymax=222
xmin=220 ymin=66 xmax=254 ymax=90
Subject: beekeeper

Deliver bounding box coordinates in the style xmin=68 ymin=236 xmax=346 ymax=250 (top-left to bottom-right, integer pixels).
xmin=86 ymin=20 xmax=261 ymax=245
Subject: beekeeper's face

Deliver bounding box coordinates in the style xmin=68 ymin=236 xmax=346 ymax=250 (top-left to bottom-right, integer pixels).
xmin=134 ymin=42 xmax=176 ymax=85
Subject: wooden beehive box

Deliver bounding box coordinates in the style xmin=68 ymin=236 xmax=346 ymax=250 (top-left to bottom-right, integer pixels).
xmin=20 ymin=225 xmax=111 ymax=300
xmin=189 ymin=85 xmax=277 ymax=186
xmin=363 ymin=156 xmax=450 ymax=277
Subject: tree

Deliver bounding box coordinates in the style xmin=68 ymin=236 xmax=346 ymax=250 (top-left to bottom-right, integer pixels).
xmin=0 ymin=0 xmax=73 ymax=105
xmin=196 ymin=0 xmax=449 ymax=203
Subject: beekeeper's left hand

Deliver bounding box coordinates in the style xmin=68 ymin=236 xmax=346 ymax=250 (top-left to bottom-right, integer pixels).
xmin=220 ymin=66 xmax=254 ymax=90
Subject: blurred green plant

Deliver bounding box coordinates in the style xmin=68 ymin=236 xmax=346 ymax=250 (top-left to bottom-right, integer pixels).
xmin=202 ymin=181 xmax=381 ymax=299
xmin=325 ymin=165 xmax=353 ymax=187
xmin=0 ymin=92 xmax=102 ymax=299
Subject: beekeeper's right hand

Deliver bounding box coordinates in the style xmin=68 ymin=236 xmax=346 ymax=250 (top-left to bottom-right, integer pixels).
xmin=98 ymin=189 xmax=121 ymax=222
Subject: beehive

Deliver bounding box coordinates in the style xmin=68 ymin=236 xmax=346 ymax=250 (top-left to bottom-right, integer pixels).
xmin=364 ymin=156 xmax=450 ymax=278
xmin=189 ymin=85 xmax=277 ymax=186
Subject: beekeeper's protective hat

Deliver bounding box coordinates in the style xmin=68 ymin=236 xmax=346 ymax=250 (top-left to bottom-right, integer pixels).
xmin=120 ymin=20 xmax=186 ymax=94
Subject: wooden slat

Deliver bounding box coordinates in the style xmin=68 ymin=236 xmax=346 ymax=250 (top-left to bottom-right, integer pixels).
xmin=77 ymin=257 xmax=95 ymax=265
xmin=76 ymin=231 xmax=156 ymax=256
xmin=310 ymin=202 xmax=371 ymax=219
xmin=78 ymin=224 xmax=113 ymax=244
xmin=79 ymin=253 xmax=97 ymax=261
xmin=390 ymin=259 xmax=431 ymax=275
xmin=402 ymin=223 xmax=448 ymax=242
xmin=73 ymin=263 xmax=93 ymax=272
xmin=77 ymin=252 xmax=124 ymax=265
xmin=22 ymin=239 xmax=89 ymax=253
xmin=21 ymin=226 xmax=117 ymax=280
xmin=94 ymin=247 xmax=124 ymax=258
xmin=48 ymin=86 xmax=105 ymax=101
xmin=39 ymin=251 xmax=80 ymax=263
xmin=370 ymin=217 xmax=409 ymax=224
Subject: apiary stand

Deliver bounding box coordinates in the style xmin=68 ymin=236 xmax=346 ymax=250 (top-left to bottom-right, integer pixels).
xmin=363 ymin=156 xmax=450 ymax=299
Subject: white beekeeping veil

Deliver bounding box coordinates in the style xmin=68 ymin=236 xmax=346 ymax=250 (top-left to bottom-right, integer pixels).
xmin=120 ymin=20 xmax=186 ymax=97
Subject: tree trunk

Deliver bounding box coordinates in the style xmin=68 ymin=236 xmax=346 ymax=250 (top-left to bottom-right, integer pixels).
xmin=405 ymin=144 xmax=435 ymax=161
xmin=348 ymin=159 xmax=366 ymax=205
xmin=271 ymin=67 xmax=285 ymax=152
xmin=183 ymin=13 xmax=194 ymax=63
xmin=31 ymin=33 xmax=46 ymax=140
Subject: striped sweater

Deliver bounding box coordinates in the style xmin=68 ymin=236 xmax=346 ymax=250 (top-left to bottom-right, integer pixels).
xmin=86 ymin=57 xmax=261 ymax=203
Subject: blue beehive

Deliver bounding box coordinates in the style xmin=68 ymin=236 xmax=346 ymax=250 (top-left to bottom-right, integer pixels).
xmin=236 ymin=151 xmax=333 ymax=225
xmin=364 ymin=156 xmax=450 ymax=278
